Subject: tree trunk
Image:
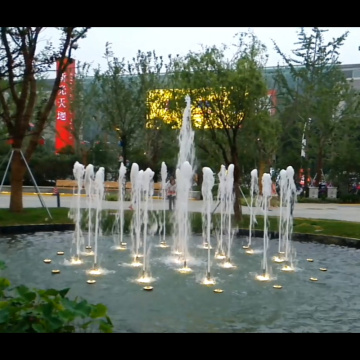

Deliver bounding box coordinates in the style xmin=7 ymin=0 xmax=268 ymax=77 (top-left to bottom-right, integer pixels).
xmin=9 ymin=151 xmax=27 ymax=212
xmin=315 ymin=148 xmax=324 ymax=186
xmin=258 ymin=160 xmax=266 ymax=195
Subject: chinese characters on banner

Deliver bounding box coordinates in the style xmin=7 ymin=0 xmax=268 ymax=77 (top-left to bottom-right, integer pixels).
xmin=55 ymin=58 xmax=75 ymax=153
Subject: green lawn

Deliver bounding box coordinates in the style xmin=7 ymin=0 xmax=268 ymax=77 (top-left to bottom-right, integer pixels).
xmin=0 ymin=207 xmax=359 ymax=240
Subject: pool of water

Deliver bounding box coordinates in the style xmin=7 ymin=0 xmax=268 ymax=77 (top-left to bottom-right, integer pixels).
xmin=1 ymin=231 xmax=360 ymax=333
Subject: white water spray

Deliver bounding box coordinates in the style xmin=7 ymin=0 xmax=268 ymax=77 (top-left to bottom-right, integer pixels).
xmin=93 ymin=167 xmax=105 ymax=269
xmin=202 ymin=167 xmax=215 ymax=280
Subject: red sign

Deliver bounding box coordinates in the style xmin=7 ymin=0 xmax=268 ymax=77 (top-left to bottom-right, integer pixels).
xmin=55 ymin=58 xmax=75 ymax=153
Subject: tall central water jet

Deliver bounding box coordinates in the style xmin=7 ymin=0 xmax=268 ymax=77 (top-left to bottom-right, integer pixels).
xmin=177 ymin=95 xmax=195 ymax=170
xmin=172 ymin=95 xmax=196 ymax=273
xmin=174 ymin=161 xmax=193 ymax=273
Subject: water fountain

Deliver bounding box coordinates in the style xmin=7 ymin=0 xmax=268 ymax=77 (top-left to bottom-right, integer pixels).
xmin=112 ymin=162 xmax=127 ymax=251
xmin=244 ymin=168 xmax=259 ymax=254
xmin=280 ymin=166 xmax=297 ymax=273
xmin=1 ymin=95 xmax=358 ymax=332
xmin=84 ymin=164 xmax=95 ymax=253
xmin=88 ymin=166 xmax=105 ymax=275
xmin=256 ymin=172 xmax=273 ymax=282
xmin=69 ymin=161 xmax=85 ymax=264
xmin=201 ymin=166 xmax=215 ymax=285
xmin=158 ymin=161 xmax=168 ymax=248
xmin=274 ymin=168 xmax=287 ymax=262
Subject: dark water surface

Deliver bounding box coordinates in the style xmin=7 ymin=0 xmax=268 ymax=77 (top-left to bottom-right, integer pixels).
xmin=1 ymin=231 xmax=360 ymax=333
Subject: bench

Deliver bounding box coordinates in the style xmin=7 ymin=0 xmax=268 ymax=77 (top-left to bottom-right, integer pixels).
xmin=54 ymin=179 xmax=160 ymax=196
xmin=55 ymin=180 xmax=79 ymax=189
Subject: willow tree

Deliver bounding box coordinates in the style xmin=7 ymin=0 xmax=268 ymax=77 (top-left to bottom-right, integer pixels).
xmin=0 ymin=27 xmax=90 ymax=212
xmin=273 ymin=27 xmax=351 ymax=185
xmin=167 ymin=32 xmax=276 ymax=221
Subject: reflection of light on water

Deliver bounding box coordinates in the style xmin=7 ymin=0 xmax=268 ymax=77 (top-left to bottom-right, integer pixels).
xmin=281 ymin=264 xmax=295 ymax=272
xmin=137 ymin=275 xmax=154 ymax=284
xmin=273 ymin=255 xmax=285 ymax=263
xmin=256 ymin=273 xmax=271 ymax=282
xmin=86 ymin=267 xmax=115 ymax=276
xmin=178 ymin=266 xmax=192 ymax=274
xmin=82 ymin=250 xmax=95 ymax=256
xmin=112 ymin=245 xmax=127 ymax=251
xmin=201 ymin=276 xmax=215 ymax=285
xmin=215 ymin=252 xmax=226 ymax=260
xmin=131 ymin=255 xmax=143 ymax=267
xmin=221 ymin=261 xmax=236 ymax=269
xmin=87 ymin=268 xmax=102 ymax=275
xmin=64 ymin=257 xmax=83 ymax=265
xmin=131 ymin=260 xmax=142 ymax=267
xmin=173 ymin=250 xmax=182 ymax=256
xmin=159 ymin=242 xmax=170 ymax=248
xmin=245 ymin=248 xmax=254 ymax=255
xmin=203 ymin=243 xmax=212 ymax=249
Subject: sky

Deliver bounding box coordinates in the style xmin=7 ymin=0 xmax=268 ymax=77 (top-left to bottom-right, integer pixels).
xmin=41 ymin=27 xmax=360 ymax=73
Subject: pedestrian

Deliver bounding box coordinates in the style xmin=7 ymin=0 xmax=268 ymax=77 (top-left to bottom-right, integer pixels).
xmin=166 ymin=176 xmax=176 ymax=210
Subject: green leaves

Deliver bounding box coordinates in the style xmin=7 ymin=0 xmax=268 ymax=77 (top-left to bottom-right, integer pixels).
xmin=0 ymin=278 xmax=114 ymax=333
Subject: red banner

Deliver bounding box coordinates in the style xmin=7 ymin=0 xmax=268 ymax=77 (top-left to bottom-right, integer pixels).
xmin=55 ymin=58 xmax=75 ymax=153
xmin=267 ymin=89 xmax=277 ymax=116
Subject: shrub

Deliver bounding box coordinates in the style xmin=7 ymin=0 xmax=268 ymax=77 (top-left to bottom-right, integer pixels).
xmin=0 ymin=261 xmax=113 ymax=333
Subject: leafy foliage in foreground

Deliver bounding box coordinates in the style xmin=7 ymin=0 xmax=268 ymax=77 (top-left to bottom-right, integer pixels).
xmin=0 ymin=261 xmax=113 ymax=333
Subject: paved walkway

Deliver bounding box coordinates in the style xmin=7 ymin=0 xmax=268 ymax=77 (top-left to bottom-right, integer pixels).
xmin=1 ymin=193 xmax=359 ymax=223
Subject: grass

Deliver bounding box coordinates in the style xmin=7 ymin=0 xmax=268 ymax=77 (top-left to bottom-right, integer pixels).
xmin=0 ymin=207 xmax=359 ymax=240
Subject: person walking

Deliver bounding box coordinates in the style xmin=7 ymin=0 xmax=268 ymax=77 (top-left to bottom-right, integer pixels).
xmin=166 ymin=176 xmax=176 ymax=210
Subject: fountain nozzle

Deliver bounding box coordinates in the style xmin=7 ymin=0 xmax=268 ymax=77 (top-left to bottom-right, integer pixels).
xmin=206 ymin=271 xmax=211 ymax=280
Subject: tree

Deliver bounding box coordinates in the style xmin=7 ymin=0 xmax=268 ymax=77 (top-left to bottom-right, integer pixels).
xmin=166 ymin=32 xmax=277 ymax=221
xmin=92 ymin=44 xmax=173 ymax=176
xmin=0 ymin=27 xmax=90 ymax=212
xmin=273 ymin=27 xmax=352 ymax=185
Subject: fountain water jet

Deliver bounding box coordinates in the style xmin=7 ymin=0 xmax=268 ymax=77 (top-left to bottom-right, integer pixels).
xmin=280 ymin=166 xmax=297 ymax=272
xmin=130 ymin=165 xmax=142 ymax=267
xmin=214 ymin=165 xmax=226 ymax=259
xmin=84 ymin=164 xmax=95 ymax=254
xmin=174 ymin=161 xmax=193 ymax=273
xmin=136 ymin=167 xmax=156 ymax=284
xmin=273 ymin=169 xmax=287 ymax=263
xmin=69 ymin=161 xmax=85 ymax=264
xmin=244 ymin=168 xmax=259 ymax=254
xmin=89 ymin=166 xmax=105 ymax=274
xmin=159 ymin=161 xmax=168 ymax=248
xmin=256 ymin=172 xmax=273 ymax=282
xmin=201 ymin=166 xmax=215 ymax=285
xmin=112 ymin=162 xmax=127 ymax=251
